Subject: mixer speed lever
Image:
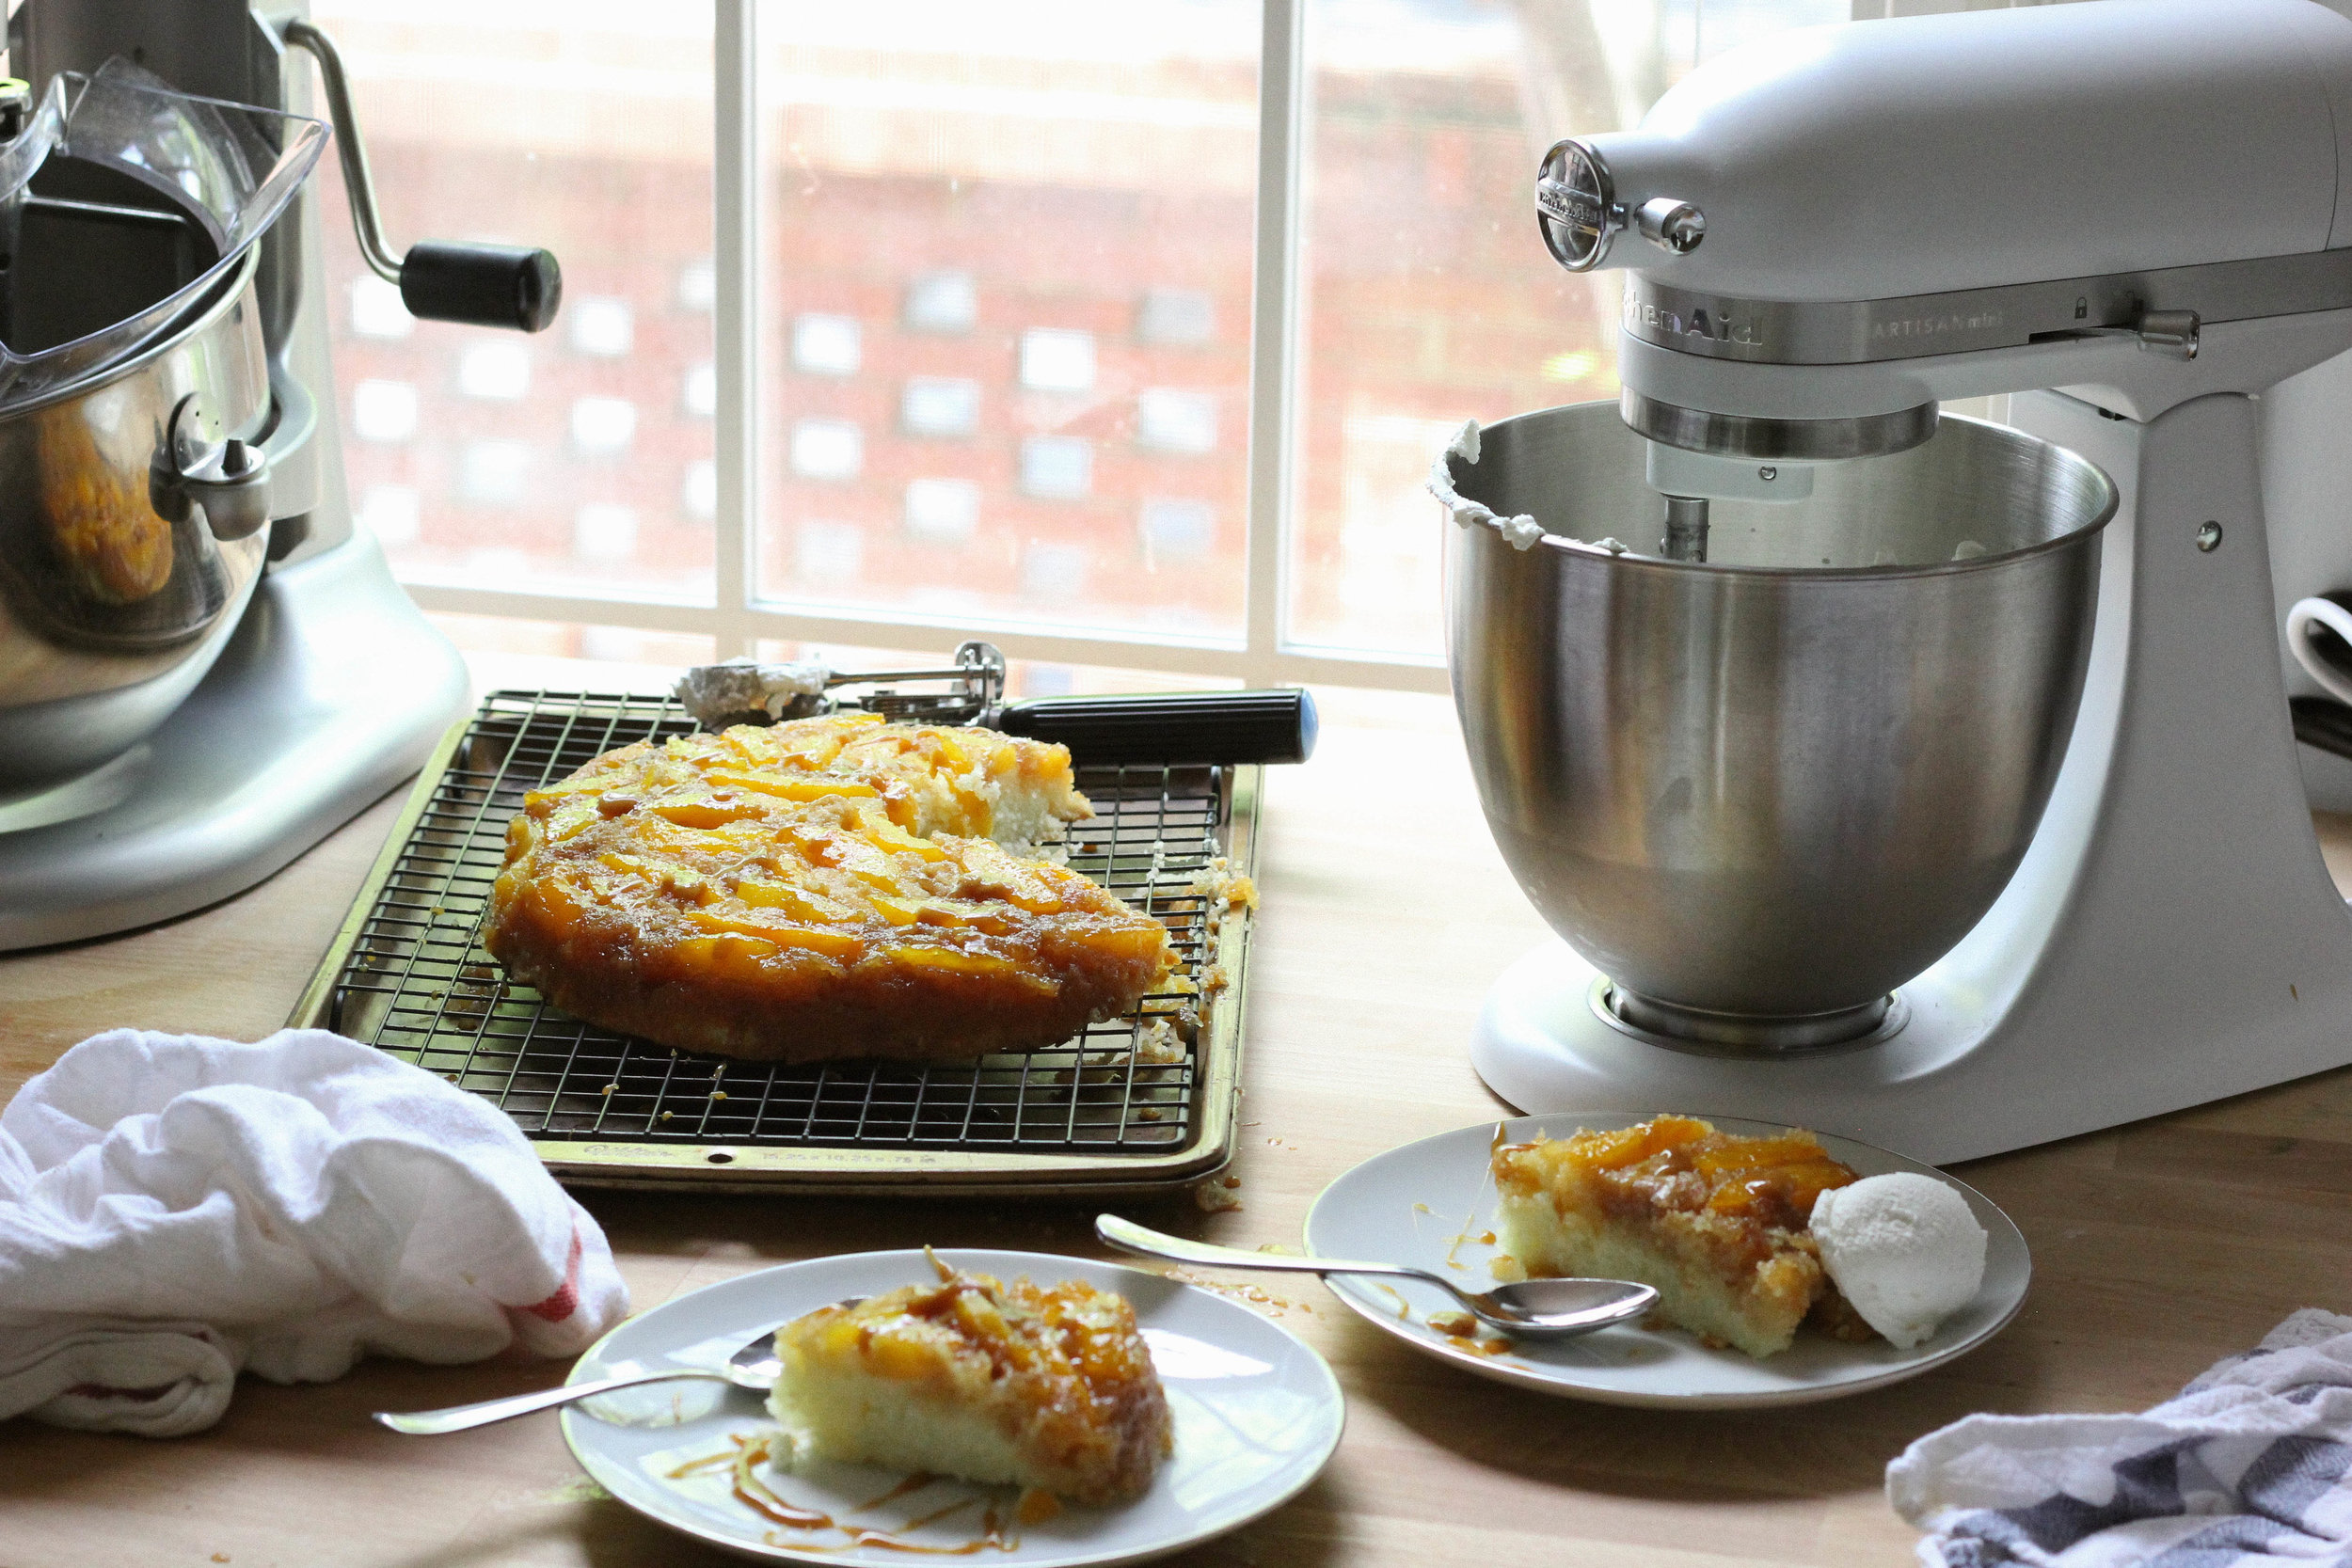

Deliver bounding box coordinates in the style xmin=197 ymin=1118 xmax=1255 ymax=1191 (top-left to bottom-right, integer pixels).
xmin=1635 ymin=198 xmax=1705 ymax=256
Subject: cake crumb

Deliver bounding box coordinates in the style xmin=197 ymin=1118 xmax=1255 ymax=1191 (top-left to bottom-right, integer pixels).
xmin=1488 ymin=1253 xmax=1527 ymax=1283
xmin=212 ymin=1557 xmax=230 ymax=1564
xmin=1188 ymin=857 xmax=1261 ymax=914
xmin=1194 ymin=1177 xmax=1244 ymax=1212
xmin=1425 ymin=1309 xmax=1478 ymax=1336
xmin=1136 ymin=1018 xmax=1184 ymax=1066
xmin=1016 ymin=1488 xmax=1062 ymax=1525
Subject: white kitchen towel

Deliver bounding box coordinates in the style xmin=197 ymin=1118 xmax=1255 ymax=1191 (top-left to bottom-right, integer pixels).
xmin=0 ymin=1028 xmax=628 ymax=1436
xmin=1889 ymin=1309 xmax=2352 ymax=1567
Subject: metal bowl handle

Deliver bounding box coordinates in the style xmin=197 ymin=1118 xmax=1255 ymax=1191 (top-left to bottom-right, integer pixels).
xmin=151 ymin=393 xmax=277 ymax=542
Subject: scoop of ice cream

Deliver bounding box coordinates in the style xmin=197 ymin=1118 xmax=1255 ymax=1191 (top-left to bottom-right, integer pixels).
xmin=1809 ymin=1172 xmax=1988 ymax=1350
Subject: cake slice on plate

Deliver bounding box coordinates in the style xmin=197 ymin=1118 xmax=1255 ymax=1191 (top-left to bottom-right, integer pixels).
xmin=1492 ymin=1115 xmax=1871 ymax=1358
xmin=766 ymin=1254 xmax=1173 ymax=1508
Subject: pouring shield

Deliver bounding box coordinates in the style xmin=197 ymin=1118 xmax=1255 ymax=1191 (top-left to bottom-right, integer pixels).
xmin=0 ymin=58 xmax=325 ymax=411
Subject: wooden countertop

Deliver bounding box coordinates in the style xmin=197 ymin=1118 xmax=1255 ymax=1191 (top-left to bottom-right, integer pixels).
xmin=7 ymin=663 xmax=2352 ymax=1568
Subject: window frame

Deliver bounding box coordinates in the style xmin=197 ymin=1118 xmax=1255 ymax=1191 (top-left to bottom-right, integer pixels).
xmin=391 ymin=0 xmax=1453 ymax=693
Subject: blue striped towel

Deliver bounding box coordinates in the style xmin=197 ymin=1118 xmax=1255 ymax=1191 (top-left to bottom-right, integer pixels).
xmin=1889 ymin=1310 xmax=2352 ymax=1566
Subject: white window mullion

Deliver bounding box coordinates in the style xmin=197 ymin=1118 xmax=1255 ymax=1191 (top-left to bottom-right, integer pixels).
xmin=713 ymin=0 xmax=761 ymax=658
xmin=1244 ymin=0 xmax=1307 ymax=689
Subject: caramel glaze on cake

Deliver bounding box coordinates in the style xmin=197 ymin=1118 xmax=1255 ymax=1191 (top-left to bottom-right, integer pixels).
xmin=484 ymin=713 xmax=1177 ymax=1064
xmin=1493 ymin=1115 xmax=1877 ymax=1358
xmin=768 ymin=1257 xmax=1174 ymax=1506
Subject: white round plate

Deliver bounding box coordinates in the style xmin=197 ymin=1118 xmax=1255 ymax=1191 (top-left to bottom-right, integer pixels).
xmin=560 ymin=1247 xmax=1344 ymax=1566
xmin=1304 ymin=1112 xmax=2029 ymax=1409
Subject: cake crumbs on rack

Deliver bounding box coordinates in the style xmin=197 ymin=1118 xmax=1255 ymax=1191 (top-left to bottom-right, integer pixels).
xmin=1136 ymin=1017 xmax=1184 ymax=1065
xmin=1186 ymin=856 xmax=1259 ymax=915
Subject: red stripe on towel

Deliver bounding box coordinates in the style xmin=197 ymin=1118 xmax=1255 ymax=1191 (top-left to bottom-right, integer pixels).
xmin=521 ymin=1227 xmax=584 ymax=1323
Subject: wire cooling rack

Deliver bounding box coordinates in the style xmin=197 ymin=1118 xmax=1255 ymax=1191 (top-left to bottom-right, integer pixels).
xmin=290 ymin=689 xmax=1258 ymax=1194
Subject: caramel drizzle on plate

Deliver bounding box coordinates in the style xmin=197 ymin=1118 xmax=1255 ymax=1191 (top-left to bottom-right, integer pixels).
xmin=663 ymin=1433 xmax=1020 ymax=1556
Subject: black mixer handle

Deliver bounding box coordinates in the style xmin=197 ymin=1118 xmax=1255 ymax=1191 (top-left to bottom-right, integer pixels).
xmin=283 ymin=22 xmax=562 ymax=333
xmin=994 ymin=689 xmax=1319 ymax=767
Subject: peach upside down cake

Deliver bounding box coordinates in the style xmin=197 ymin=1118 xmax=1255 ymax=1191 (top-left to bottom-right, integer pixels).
xmin=1492 ymin=1115 xmax=1875 ymax=1358
xmin=483 ymin=712 xmax=1177 ymax=1063
xmin=765 ymin=1256 xmax=1173 ymax=1507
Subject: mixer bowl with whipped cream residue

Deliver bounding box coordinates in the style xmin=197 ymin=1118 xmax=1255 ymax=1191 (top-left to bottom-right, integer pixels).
xmin=1439 ymin=400 xmax=2115 ymax=1051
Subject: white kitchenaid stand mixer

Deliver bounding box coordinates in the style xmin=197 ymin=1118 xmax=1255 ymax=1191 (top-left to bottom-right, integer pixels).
xmin=1465 ymin=0 xmax=2352 ymax=1162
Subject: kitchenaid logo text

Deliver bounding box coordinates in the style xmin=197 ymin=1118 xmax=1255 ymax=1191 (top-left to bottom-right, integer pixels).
xmin=1872 ymin=309 xmax=2002 ymax=342
xmin=1624 ymin=295 xmax=1764 ymax=348
xmin=1535 ymin=181 xmax=1602 ymax=231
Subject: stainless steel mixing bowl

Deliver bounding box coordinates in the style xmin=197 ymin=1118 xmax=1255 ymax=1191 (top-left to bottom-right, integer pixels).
xmin=1441 ymin=401 xmax=2115 ymax=1049
xmin=0 ymin=173 xmax=275 ymax=795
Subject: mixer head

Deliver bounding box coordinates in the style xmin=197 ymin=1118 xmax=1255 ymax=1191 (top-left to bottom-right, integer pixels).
xmin=1534 ymin=0 xmax=2352 ymax=567
xmin=1544 ymin=4 xmax=2352 ymax=462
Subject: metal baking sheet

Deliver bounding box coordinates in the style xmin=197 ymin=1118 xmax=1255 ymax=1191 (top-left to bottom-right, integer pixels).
xmin=289 ymin=689 xmax=1257 ymax=1194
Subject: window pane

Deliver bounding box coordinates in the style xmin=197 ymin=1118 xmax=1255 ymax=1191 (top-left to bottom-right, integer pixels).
xmin=758 ymin=2 xmax=1258 ymax=641
xmin=1288 ymin=0 xmax=1844 ymax=657
xmin=314 ymin=2 xmax=716 ymax=602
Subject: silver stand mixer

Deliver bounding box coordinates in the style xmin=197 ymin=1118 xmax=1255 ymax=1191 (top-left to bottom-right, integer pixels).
xmin=1438 ymin=0 xmax=2352 ymax=1162
xmin=0 ymin=0 xmax=556 ymax=950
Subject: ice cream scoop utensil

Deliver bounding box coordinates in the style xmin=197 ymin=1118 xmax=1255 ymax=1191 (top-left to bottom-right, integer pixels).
xmin=675 ymin=641 xmax=1318 ymax=766
xmin=376 ymin=1324 xmax=793 ymax=1434
xmin=1097 ymin=1214 xmax=1653 ymax=1340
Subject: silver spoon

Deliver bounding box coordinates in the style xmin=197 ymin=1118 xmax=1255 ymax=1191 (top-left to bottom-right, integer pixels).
xmin=376 ymin=1328 xmax=787 ymax=1435
xmin=1097 ymin=1213 xmax=1656 ymax=1340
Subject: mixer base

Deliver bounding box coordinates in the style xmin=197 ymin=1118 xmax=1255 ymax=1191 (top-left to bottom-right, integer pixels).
xmin=0 ymin=533 xmax=467 ymax=950
xmin=1470 ymin=932 xmax=2352 ymax=1164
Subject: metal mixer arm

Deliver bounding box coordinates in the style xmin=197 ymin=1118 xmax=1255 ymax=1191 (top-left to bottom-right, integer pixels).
xmin=278 ymin=20 xmax=562 ymax=335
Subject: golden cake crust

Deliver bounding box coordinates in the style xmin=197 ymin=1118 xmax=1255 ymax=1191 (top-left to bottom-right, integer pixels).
xmin=1492 ymin=1115 xmax=1871 ymax=1357
xmin=770 ymin=1259 xmax=1174 ymax=1505
xmin=483 ymin=713 xmax=1177 ymax=1063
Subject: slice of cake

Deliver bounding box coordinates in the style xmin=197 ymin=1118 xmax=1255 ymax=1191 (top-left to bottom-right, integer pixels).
xmin=766 ymin=1256 xmax=1173 ymax=1506
xmin=1492 ymin=1115 xmax=1868 ymax=1358
xmin=484 ymin=712 xmax=1179 ymax=1063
